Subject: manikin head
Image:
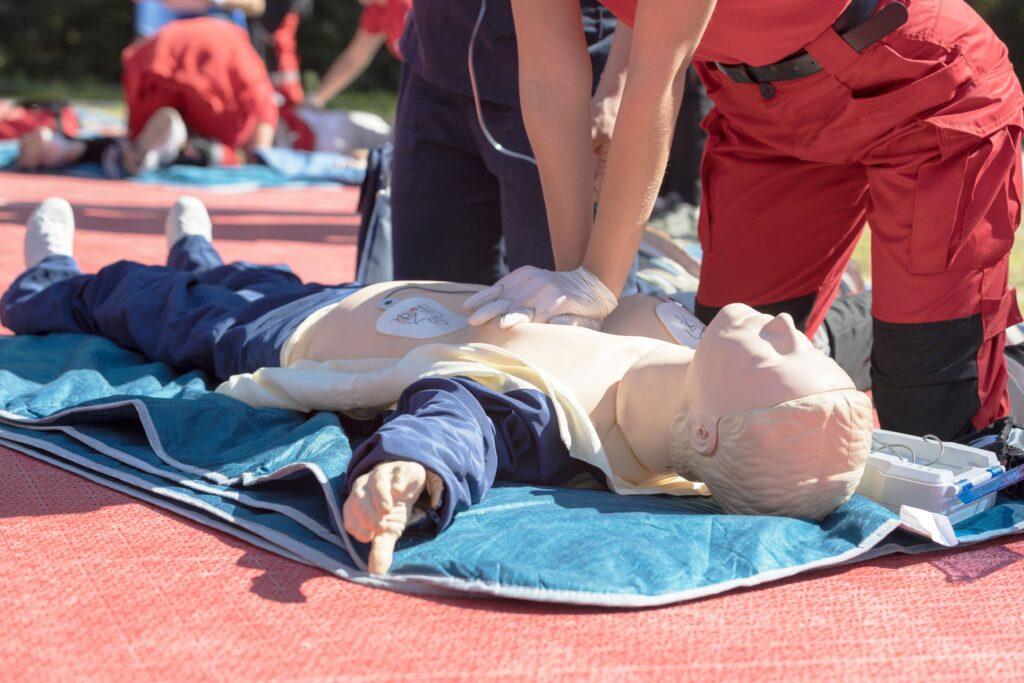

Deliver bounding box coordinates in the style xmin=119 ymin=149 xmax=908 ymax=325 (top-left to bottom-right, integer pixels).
xmin=671 ymin=304 xmax=873 ymax=519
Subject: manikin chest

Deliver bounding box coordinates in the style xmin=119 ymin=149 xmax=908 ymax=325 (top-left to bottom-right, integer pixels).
xmin=295 ymin=281 xmax=666 ymax=437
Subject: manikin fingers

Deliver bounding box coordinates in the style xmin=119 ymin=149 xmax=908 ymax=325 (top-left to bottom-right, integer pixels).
xmin=368 ymin=532 xmax=399 ymax=575
xmin=342 ymin=487 xmax=375 ymax=543
xmin=369 ymin=466 xmax=396 ymax=517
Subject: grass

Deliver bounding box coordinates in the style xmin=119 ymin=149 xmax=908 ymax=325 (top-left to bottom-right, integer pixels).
xmin=0 ymin=76 xmax=125 ymax=103
xmin=2 ymin=76 xmax=400 ymax=120
xmin=320 ymin=90 xmax=397 ymax=120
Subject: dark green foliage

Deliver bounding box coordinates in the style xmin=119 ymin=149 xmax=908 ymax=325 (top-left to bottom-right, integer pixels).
xmin=0 ymin=1 xmax=1020 ymax=90
xmin=0 ymin=0 xmax=399 ymax=91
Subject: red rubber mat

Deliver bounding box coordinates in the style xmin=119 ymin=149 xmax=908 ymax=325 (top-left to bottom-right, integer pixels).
xmin=2 ymin=173 xmax=1024 ymax=681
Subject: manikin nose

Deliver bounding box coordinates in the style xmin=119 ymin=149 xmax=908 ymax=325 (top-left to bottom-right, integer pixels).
xmin=761 ymin=313 xmax=801 ymax=353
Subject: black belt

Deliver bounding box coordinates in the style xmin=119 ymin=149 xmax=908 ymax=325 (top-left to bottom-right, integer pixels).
xmin=716 ymin=0 xmax=909 ymax=85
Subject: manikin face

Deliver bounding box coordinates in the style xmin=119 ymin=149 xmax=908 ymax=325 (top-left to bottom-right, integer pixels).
xmin=684 ymin=303 xmax=855 ymax=423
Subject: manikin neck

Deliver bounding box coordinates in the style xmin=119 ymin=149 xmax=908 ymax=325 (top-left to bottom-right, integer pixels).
xmin=616 ymin=346 xmax=693 ymax=476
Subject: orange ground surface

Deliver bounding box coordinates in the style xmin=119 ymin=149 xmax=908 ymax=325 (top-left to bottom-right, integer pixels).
xmin=2 ymin=172 xmax=1023 ymax=682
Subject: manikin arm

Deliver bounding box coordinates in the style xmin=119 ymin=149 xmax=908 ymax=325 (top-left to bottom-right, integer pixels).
xmin=309 ymin=29 xmax=388 ymax=109
xmin=342 ymin=377 xmax=582 ymax=573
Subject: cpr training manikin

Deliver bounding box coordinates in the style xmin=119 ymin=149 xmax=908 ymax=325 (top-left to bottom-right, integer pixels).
xmin=3 ymin=198 xmax=875 ymax=576
xmin=220 ymin=282 xmax=874 ymax=574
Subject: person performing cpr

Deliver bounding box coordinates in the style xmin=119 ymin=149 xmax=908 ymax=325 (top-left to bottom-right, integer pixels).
xmin=463 ymin=0 xmax=1024 ymax=442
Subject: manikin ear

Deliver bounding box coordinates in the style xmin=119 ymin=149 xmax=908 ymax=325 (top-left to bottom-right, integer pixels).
xmin=682 ymin=410 xmax=718 ymax=457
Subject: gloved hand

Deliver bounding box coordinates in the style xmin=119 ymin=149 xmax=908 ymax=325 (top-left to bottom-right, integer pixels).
xmin=463 ymin=265 xmax=618 ymax=329
xmin=343 ymin=461 xmax=443 ymax=574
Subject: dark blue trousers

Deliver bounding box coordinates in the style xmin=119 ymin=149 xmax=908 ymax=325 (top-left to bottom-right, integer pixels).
xmin=390 ymin=63 xmax=554 ymax=285
xmin=0 ymin=237 xmax=358 ymax=380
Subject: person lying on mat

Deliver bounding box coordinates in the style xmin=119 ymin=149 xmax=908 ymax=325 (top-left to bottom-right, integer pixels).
xmin=17 ymin=18 xmax=278 ymax=176
xmin=3 ymin=197 xmax=873 ymax=574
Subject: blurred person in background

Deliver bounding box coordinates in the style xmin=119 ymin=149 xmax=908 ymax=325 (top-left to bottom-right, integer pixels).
xmin=250 ymin=0 xmax=315 ymax=107
xmin=307 ymin=0 xmax=411 ymax=110
xmin=19 ymin=18 xmax=278 ymax=175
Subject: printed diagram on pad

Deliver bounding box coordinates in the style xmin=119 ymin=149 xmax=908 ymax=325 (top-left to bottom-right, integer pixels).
xmin=656 ymin=301 xmax=705 ymax=349
xmin=376 ymin=296 xmax=469 ymax=339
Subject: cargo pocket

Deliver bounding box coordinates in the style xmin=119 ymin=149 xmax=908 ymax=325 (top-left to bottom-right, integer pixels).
xmin=908 ymin=120 xmax=1022 ymax=275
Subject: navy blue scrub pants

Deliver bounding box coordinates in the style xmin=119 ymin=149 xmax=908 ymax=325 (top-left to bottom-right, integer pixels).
xmin=390 ymin=63 xmax=552 ymax=285
xmin=0 ymin=237 xmax=358 ymax=381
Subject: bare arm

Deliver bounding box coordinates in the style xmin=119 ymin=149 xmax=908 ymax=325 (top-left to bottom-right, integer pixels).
xmin=584 ymin=0 xmax=717 ymax=295
xmin=309 ymin=29 xmax=387 ymax=109
xmin=591 ymin=24 xmax=632 ymax=199
xmin=511 ymin=0 xmax=595 ymax=271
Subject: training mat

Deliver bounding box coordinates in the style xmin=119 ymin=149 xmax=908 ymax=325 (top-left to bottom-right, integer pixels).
xmin=0 ymin=140 xmax=364 ymax=188
xmin=2 ymin=334 xmax=1024 ymax=607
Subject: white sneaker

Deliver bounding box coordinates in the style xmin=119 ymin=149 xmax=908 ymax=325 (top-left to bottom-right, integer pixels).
xmin=24 ymin=198 xmax=75 ymax=268
xmin=164 ymin=196 xmax=213 ymax=249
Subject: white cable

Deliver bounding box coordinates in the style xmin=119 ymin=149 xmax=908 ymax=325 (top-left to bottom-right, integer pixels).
xmin=468 ymin=0 xmax=538 ymax=165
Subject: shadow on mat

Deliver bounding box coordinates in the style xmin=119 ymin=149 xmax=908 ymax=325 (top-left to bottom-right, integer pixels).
xmin=928 ymin=544 xmax=1024 ymax=583
xmin=0 ymin=202 xmax=358 ymax=245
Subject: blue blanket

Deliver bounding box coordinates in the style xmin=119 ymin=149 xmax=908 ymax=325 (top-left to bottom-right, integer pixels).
xmin=0 ymin=140 xmax=365 ymax=188
xmin=2 ymin=333 xmax=1022 ymax=606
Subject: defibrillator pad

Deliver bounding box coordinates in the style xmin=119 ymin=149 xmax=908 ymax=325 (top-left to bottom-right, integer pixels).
xmin=656 ymin=301 xmax=705 ymax=349
xmin=376 ymin=296 xmax=468 ymax=339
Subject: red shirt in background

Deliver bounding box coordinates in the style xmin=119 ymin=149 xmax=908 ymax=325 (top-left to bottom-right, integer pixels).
xmin=359 ymin=0 xmax=412 ymax=59
xmin=121 ymin=17 xmax=279 ymax=149
xmin=599 ymin=0 xmax=851 ymax=66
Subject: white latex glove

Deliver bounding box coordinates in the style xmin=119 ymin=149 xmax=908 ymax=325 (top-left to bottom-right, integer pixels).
xmin=343 ymin=461 xmax=443 ymax=574
xmin=463 ymin=265 xmax=618 ymax=329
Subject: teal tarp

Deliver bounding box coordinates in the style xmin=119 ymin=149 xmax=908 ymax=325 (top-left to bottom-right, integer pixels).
xmin=2 ymin=333 xmax=1022 ymax=606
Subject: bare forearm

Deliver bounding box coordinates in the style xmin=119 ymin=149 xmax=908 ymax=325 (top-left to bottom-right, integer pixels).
xmin=584 ymin=0 xmax=717 ymax=294
xmin=585 ymin=69 xmax=687 ymax=293
xmin=521 ymin=74 xmax=595 ymax=270
xmin=594 ymin=25 xmax=631 ymax=103
xmin=512 ymin=0 xmax=595 ymax=270
xmin=313 ymin=31 xmax=385 ymax=107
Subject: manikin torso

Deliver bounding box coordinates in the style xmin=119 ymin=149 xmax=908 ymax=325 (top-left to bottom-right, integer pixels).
xmin=288 ymin=281 xmax=695 ymax=486
xmin=285 ymin=281 xmax=855 ymax=489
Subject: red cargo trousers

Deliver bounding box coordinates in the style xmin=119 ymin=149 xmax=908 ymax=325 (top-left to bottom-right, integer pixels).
xmin=694 ymin=0 xmax=1024 ymax=439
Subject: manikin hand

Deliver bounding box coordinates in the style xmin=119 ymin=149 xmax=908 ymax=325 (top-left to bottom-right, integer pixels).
xmin=463 ymin=266 xmax=618 ymax=329
xmin=343 ymin=461 xmax=443 ymax=574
